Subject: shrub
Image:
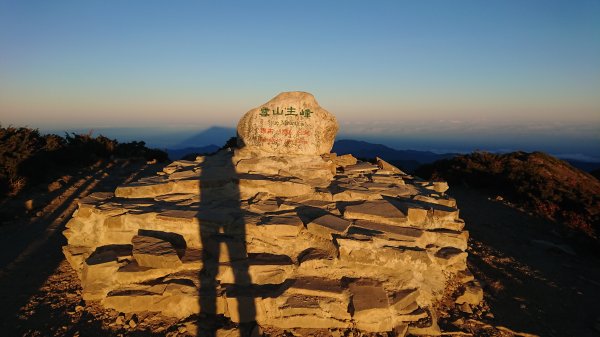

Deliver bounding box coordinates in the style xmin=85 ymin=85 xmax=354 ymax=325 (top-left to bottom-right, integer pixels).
xmin=415 ymin=151 xmax=600 ymax=243
xmin=0 ymin=126 xmax=168 ymax=197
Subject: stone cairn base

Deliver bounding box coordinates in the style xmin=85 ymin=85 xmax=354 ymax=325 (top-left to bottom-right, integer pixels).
xmin=62 ymin=92 xmax=481 ymax=335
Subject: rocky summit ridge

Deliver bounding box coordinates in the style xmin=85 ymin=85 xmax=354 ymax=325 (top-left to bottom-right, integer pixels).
xmin=62 ymin=92 xmax=480 ymax=335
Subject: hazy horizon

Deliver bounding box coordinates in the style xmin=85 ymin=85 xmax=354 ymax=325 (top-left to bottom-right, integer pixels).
xmin=36 ymin=123 xmax=600 ymax=163
xmin=2 ymin=1 xmax=599 ymax=160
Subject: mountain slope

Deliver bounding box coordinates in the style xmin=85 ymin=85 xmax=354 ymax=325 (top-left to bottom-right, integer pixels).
xmin=416 ymin=151 xmax=600 ymax=244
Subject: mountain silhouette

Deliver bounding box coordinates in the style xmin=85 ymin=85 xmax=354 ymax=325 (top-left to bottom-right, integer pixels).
xmin=166 ymin=145 xmax=221 ymax=160
xmin=174 ymin=126 xmax=236 ymax=149
xmin=333 ymin=139 xmax=457 ymax=162
xmin=332 ymin=139 xmax=457 ymax=172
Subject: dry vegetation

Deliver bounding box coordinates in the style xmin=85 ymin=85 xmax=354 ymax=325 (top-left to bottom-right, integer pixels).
xmin=416 ymin=151 xmax=600 ymax=246
xmin=0 ymin=126 xmax=168 ymax=199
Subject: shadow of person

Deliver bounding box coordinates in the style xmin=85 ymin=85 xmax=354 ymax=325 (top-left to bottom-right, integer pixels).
xmin=198 ymin=149 xmax=256 ymax=337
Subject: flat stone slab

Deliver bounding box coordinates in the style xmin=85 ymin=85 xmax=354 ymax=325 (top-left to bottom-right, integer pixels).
xmin=349 ymin=220 xmax=423 ymax=241
xmin=238 ymin=175 xmax=313 ymax=198
xmin=370 ymin=174 xmax=404 ymax=184
xmin=332 ymin=188 xmax=382 ymax=202
xmin=349 ymin=280 xmax=393 ymax=332
xmin=307 ymin=214 xmax=351 ymax=239
xmin=349 ymin=281 xmax=388 ymax=311
xmin=343 ymin=199 xmax=407 ymax=225
xmin=248 ymin=199 xmax=280 ymax=213
xmin=361 ymin=182 xmax=392 ymax=190
xmin=258 ymin=215 xmax=304 ymax=237
xmin=132 ymin=235 xmax=182 ymax=269
xmin=343 ymin=162 xmax=379 ymax=173
xmin=286 ymin=277 xmax=347 ymax=299
xmin=389 ymin=288 xmax=420 ymax=314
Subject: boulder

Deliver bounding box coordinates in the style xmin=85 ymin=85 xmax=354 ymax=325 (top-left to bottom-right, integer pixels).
xmin=237 ymin=92 xmax=338 ymax=155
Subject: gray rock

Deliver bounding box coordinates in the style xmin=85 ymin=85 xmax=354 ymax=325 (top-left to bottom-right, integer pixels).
xmin=349 ymin=280 xmax=393 ymax=332
xmin=343 ymin=199 xmax=407 ymax=225
xmin=132 ymin=235 xmax=182 ymax=269
xmin=307 ymin=214 xmax=351 ymax=239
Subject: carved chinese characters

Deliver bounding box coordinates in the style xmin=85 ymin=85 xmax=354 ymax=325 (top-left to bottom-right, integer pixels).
xmin=259 ymin=106 xmax=313 ymax=118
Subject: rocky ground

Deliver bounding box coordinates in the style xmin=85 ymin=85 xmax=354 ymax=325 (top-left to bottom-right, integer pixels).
xmin=449 ymin=186 xmax=600 ymax=337
xmin=1 ymin=156 xmax=598 ymax=336
xmin=0 ymin=159 xmax=181 ymax=337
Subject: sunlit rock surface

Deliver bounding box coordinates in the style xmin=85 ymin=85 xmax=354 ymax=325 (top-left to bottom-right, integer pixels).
xmin=63 ymin=92 xmax=477 ymax=335
xmin=237 ymin=91 xmax=338 ymax=156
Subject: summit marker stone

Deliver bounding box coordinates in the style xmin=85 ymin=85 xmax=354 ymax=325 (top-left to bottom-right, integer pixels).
xmin=237 ymin=91 xmax=338 ymax=155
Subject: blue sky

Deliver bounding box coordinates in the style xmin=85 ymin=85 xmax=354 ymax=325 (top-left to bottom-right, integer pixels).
xmin=1 ymin=1 xmax=599 ymax=158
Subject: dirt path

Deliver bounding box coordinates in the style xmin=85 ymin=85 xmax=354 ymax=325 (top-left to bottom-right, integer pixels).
xmin=450 ymin=186 xmax=600 ymax=337
xmin=0 ymin=159 xmax=173 ymax=337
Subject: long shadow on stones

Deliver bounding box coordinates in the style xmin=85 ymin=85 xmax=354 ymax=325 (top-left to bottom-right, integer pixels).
xmin=0 ymin=162 xmax=113 ymax=335
xmin=198 ymin=151 xmax=256 ymax=336
xmin=0 ymin=161 xmax=159 ymax=335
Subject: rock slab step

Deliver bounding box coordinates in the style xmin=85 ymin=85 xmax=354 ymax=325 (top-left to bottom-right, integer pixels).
xmin=132 ymin=235 xmax=182 ymax=269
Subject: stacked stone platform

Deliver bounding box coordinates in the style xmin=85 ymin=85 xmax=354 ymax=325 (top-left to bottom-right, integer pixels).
xmin=62 ymin=92 xmax=479 ymax=335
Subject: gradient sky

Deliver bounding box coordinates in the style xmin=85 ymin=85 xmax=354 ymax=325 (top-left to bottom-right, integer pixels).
xmin=1 ymin=1 xmax=599 ymax=157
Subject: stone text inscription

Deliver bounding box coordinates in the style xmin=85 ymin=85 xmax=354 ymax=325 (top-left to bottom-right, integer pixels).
xmin=259 ymin=106 xmax=313 ymax=118
xmin=255 ymin=106 xmax=313 ymax=148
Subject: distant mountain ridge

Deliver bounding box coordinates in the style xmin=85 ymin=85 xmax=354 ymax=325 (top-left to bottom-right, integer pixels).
xmin=164 ymin=126 xmax=235 ymax=160
xmin=166 ymin=145 xmax=221 ymax=160
xmin=332 ymin=139 xmax=457 ymax=172
xmin=174 ymin=126 xmax=235 ymax=149
xmin=163 ymin=134 xmax=600 ymax=173
xmin=332 ymin=139 xmax=600 ymax=173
